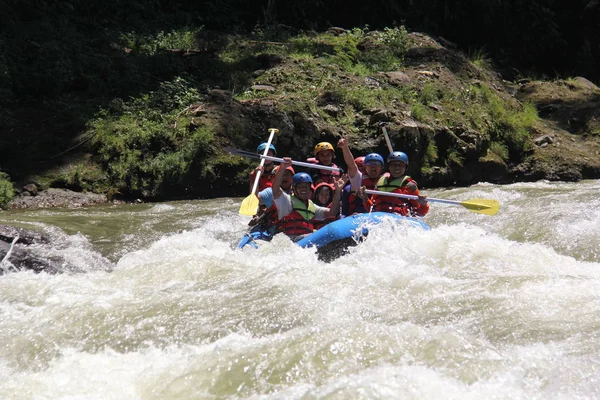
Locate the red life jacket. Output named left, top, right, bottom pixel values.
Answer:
left=372, top=173, right=419, bottom=216
left=277, top=196, right=316, bottom=236
left=311, top=162, right=341, bottom=185
left=346, top=175, right=379, bottom=214
left=250, top=168, right=275, bottom=193
left=262, top=203, right=279, bottom=225
left=361, top=175, right=378, bottom=190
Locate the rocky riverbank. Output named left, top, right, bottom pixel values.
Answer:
left=9, top=187, right=109, bottom=209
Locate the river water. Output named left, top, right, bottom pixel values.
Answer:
left=0, top=180, right=599, bottom=399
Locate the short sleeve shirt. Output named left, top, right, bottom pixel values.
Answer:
left=257, top=188, right=274, bottom=208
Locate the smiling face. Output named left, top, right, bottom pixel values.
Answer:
left=388, top=160, right=407, bottom=178
left=316, top=150, right=334, bottom=166
left=294, top=182, right=313, bottom=200
left=316, top=186, right=332, bottom=206
left=365, top=161, right=383, bottom=179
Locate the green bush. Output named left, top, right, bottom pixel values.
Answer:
left=468, top=84, right=538, bottom=158
left=490, top=141, right=509, bottom=162
left=0, top=173, right=15, bottom=209
left=423, top=141, right=439, bottom=167
left=90, top=77, right=215, bottom=198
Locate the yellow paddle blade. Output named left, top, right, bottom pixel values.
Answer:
left=461, top=199, right=500, bottom=215
left=239, top=193, right=259, bottom=216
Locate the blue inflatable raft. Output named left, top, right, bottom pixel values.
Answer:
left=237, top=212, right=430, bottom=260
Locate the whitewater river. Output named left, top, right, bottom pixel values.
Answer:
left=0, top=180, right=599, bottom=399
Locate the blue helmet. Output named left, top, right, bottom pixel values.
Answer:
left=257, top=142, right=277, bottom=155
left=387, top=151, right=409, bottom=166
left=292, top=172, right=313, bottom=186
left=364, top=153, right=384, bottom=165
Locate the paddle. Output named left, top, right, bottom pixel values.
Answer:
left=239, top=128, right=278, bottom=216
left=364, top=189, right=500, bottom=215
left=226, top=147, right=343, bottom=173
left=372, top=124, right=500, bottom=215
left=380, top=122, right=394, bottom=154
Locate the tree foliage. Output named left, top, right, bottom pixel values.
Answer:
left=0, top=0, right=597, bottom=190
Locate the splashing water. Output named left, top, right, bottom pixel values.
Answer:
left=0, top=181, right=599, bottom=399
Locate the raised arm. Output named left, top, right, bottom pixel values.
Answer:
left=272, top=157, right=292, bottom=199
left=337, top=135, right=358, bottom=179
left=324, top=174, right=346, bottom=218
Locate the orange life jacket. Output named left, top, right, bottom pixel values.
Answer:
left=372, top=173, right=428, bottom=216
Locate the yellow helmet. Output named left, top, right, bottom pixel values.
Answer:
left=314, top=142, right=334, bottom=156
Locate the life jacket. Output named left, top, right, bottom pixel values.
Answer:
left=361, top=176, right=378, bottom=190
left=250, top=168, right=275, bottom=193
left=372, top=173, right=415, bottom=216
left=344, top=175, right=379, bottom=215
left=310, top=162, right=341, bottom=185
left=277, top=196, right=316, bottom=236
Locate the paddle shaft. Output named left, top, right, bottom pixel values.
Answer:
left=381, top=124, right=394, bottom=154
left=261, top=155, right=342, bottom=172
left=365, top=189, right=460, bottom=205
left=250, top=129, right=277, bottom=195
left=227, top=148, right=343, bottom=173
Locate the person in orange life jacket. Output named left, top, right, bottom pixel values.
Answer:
left=312, top=182, right=338, bottom=229
left=273, top=157, right=344, bottom=242
left=249, top=142, right=277, bottom=193
left=248, top=165, right=295, bottom=229
left=308, top=141, right=341, bottom=185
left=372, top=151, right=429, bottom=217
left=341, top=151, right=385, bottom=216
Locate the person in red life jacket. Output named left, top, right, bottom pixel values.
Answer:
left=362, top=153, right=384, bottom=190
left=249, top=142, right=277, bottom=193
left=342, top=152, right=385, bottom=216
left=308, top=142, right=341, bottom=185
left=312, top=182, right=338, bottom=229
left=273, top=157, right=344, bottom=242
left=372, top=151, right=429, bottom=217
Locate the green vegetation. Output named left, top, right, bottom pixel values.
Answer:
left=462, top=84, right=538, bottom=159
left=423, top=141, right=439, bottom=168
left=468, top=48, right=492, bottom=69
left=0, top=173, right=15, bottom=209
left=89, top=77, right=215, bottom=198
left=1, top=0, right=565, bottom=201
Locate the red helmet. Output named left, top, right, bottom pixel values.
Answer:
left=354, top=156, right=365, bottom=169
left=274, top=165, right=295, bottom=175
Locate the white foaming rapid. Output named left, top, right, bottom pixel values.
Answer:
left=1, top=181, right=599, bottom=399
